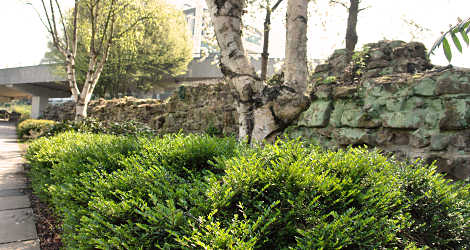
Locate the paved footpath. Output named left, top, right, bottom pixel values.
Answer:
left=0, top=121, right=40, bottom=250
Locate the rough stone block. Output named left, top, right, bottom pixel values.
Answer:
left=329, top=101, right=351, bottom=127
left=367, top=59, right=389, bottom=69
left=362, top=68, right=382, bottom=78
left=334, top=128, right=376, bottom=146
left=368, top=49, right=386, bottom=61
left=385, top=97, right=404, bottom=112
left=449, top=156, right=470, bottom=179
left=333, top=86, right=357, bottom=99
left=430, top=134, right=451, bottom=151
left=313, top=84, right=332, bottom=99
left=413, top=78, right=436, bottom=96
left=382, top=112, right=422, bottom=129
left=298, top=100, right=332, bottom=128
left=379, top=129, right=411, bottom=146
left=439, top=99, right=470, bottom=130
left=423, top=154, right=452, bottom=173
left=435, top=71, right=470, bottom=95
left=341, top=109, right=381, bottom=128
left=448, top=132, right=469, bottom=151
left=314, top=64, right=331, bottom=73
left=409, top=129, right=432, bottom=148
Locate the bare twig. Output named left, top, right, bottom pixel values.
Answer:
left=54, top=0, right=69, bottom=50
left=330, top=0, right=348, bottom=9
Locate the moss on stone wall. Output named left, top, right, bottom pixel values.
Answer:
left=288, top=40, right=470, bottom=180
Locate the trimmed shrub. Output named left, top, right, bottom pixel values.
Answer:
left=179, top=139, right=470, bottom=249
left=17, top=119, right=56, bottom=139
left=27, top=132, right=238, bottom=249
left=27, top=134, right=470, bottom=249
left=47, top=118, right=157, bottom=137
left=25, top=132, right=141, bottom=201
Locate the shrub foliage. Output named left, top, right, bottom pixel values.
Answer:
left=27, top=133, right=470, bottom=249
left=48, top=118, right=157, bottom=137
left=17, top=119, right=56, bottom=139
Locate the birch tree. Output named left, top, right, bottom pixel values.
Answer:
left=41, top=1, right=192, bottom=99
left=205, top=0, right=310, bottom=143
left=36, top=0, right=155, bottom=120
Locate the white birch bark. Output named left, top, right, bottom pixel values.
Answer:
left=205, top=0, right=262, bottom=142
left=206, top=0, right=310, bottom=143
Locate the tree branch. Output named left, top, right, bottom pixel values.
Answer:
left=89, top=1, right=97, bottom=56
left=54, top=0, right=69, bottom=50
left=330, top=0, right=348, bottom=9
left=72, top=0, right=79, bottom=58
left=40, top=0, right=58, bottom=46
left=29, top=2, right=53, bottom=35
left=97, top=0, right=116, bottom=55
left=271, top=0, right=284, bottom=12
left=115, top=16, right=153, bottom=38
left=48, top=0, right=61, bottom=46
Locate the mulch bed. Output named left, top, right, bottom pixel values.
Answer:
left=30, top=193, right=63, bottom=250
left=24, top=161, right=63, bottom=250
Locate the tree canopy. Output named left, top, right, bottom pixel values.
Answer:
left=42, top=0, right=192, bottom=98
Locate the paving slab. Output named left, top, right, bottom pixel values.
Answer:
left=0, top=188, right=29, bottom=198
left=0, top=208, right=37, bottom=244
left=0, top=196, right=30, bottom=210
left=0, top=172, right=27, bottom=190
left=0, top=239, right=40, bottom=250
left=0, top=122, right=39, bottom=248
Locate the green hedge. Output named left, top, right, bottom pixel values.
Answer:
left=48, top=118, right=157, bottom=137
left=27, top=133, right=470, bottom=249
left=17, top=119, right=56, bottom=139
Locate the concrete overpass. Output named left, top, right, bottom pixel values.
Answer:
left=0, top=57, right=286, bottom=117
left=0, top=65, right=70, bottom=118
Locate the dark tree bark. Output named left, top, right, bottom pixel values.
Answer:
left=261, top=0, right=283, bottom=81
left=345, top=0, right=359, bottom=58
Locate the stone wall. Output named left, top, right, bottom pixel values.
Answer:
left=287, top=40, right=470, bottom=180
left=42, top=82, right=239, bottom=135
left=43, top=40, right=470, bottom=180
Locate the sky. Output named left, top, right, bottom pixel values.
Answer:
left=1, top=0, right=469, bottom=68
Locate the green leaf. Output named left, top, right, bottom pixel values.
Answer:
left=451, top=31, right=463, bottom=53
left=460, top=30, right=470, bottom=46
left=442, top=38, right=452, bottom=63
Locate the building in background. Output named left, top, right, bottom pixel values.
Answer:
left=183, top=2, right=205, bottom=57
left=139, top=0, right=280, bottom=100
left=182, top=1, right=263, bottom=57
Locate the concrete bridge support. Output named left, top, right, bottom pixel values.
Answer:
left=31, top=96, right=49, bottom=119
left=0, top=65, right=70, bottom=119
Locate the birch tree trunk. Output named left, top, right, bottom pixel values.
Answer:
left=206, top=0, right=310, bottom=143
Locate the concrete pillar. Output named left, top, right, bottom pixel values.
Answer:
left=31, top=96, right=49, bottom=119
left=193, top=3, right=204, bottom=56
